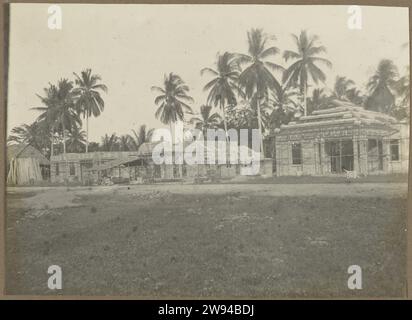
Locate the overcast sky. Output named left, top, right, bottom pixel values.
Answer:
left=7, top=4, right=410, bottom=141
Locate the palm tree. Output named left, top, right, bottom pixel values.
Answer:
left=365, top=59, right=398, bottom=113
left=390, top=67, right=410, bottom=120
left=73, top=68, right=108, bottom=153
left=33, top=83, right=60, bottom=157
left=33, top=79, right=80, bottom=156
left=55, top=79, right=80, bottom=154
left=7, top=123, right=37, bottom=145
left=201, top=52, right=240, bottom=134
left=100, top=133, right=119, bottom=152
left=7, top=121, right=51, bottom=156
left=345, top=87, right=365, bottom=106
left=129, top=124, right=154, bottom=151
left=88, top=142, right=100, bottom=152
left=307, top=88, right=332, bottom=114
left=237, top=28, right=284, bottom=156
left=66, top=125, right=86, bottom=153
left=271, top=82, right=299, bottom=111
left=119, top=135, right=131, bottom=151
left=269, top=82, right=299, bottom=128
left=283, top=30, right=332, bottom=116
left=190, top=105, right=222, bottom=136
left=333, top=76, right=355, bottom=100
left=395, top=67, right=410, bottom=108
left=151, top=73, right=194, bottom=141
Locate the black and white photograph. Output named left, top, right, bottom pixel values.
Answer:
left=4, top=3, right=410, bottom=298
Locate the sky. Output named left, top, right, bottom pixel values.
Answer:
left=7, top=4, right=410, bottom=142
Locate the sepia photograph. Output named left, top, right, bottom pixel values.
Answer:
left=3, top=3, right=410, bottom=299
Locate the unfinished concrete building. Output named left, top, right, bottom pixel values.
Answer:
left=50, top=141, right=273, bottom=184
left=50, top=151, right=140, bottom=184
left=272, top=101, right=409, bottom=176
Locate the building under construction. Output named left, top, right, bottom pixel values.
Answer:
left=50, top=141, right=273, bottom=185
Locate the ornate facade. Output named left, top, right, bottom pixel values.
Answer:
left=272, top=101, right=409, bottom=176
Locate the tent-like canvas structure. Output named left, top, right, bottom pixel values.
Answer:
left=7, top=144, right=50, bottom=185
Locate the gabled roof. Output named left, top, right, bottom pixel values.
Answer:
left=279, top=100, right=399, bottom=131
left=137, top=142, right=161, bottom=156
left=7, top=144, right=50, bottom=165
left=51, top=151, right=139, bottom=161
left=138, top=140, right=260, bottom=162
left=86, top=156, right=140, bottom=172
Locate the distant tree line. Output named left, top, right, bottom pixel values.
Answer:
left=8, top=29, right=410, bottom=159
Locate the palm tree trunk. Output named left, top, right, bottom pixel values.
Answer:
left=62, top=117, right=68, bottom=182
left=62, top=119, right=66, bottom=155
left=85, top=112, right=89, bottom=153
left=169, top=122, right=173, bottom=144
left=303, top=81, right=307, bottom=116
left=169, top=122, right=174, bottom=165
left=50, top=133, right=54, bottom=158
left=256, top=97, right=265, bottom=158
left=50, top=125, right=54, bottom=159
left=221, top=100, right=228, bottom=139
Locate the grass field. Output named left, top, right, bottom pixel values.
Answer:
left=5, top=181, right=408, bottom=297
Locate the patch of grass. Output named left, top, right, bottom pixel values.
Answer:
left=5, top=186, right=407, bottom=297
left=223, top=173, right=408, bottom=185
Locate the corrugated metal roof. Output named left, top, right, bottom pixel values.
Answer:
left=86, top=156, right=140, bottom=172
left=137, top=142, right=161, bottom=156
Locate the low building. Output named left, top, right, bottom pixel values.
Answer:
left=7, top=144, right=50, bottom=185
left=135, top=140, right=273, bottom=180
left=49, top=141, right=273, bottom=184
left=272, top=100, right=409, bottom=176
left=387, top=121, right=409, bottom=173
left=50, top=151, right=139, bottom=184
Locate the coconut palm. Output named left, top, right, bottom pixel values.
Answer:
left=390, top=67, right=410, bottom=120
left=365, top=59, right=398, bottom=113
left=129, top=124, right=154, bottom=151
left=394, top=67, right=410, bottom=108
left=271, top=82, right=299, bottom=111
left=7, top=121, right=51, bottom=156
left=118, top=135, right=132, bottom=151
left=333, top=76, right=355, bottom=100
left=283, top=30, right=332, bottom=116
left=152, top=73, right=194, bottom=137
left=228, top=95, right=272, bottom=133
left=190, top=105, right=222, bottom=136
left=201, top=52, right=240, bottom=134
left=306, top=88, right=332, bottom=114
left=88, top=142, right=100, bottom=152
left=269, top=82, right=299, bottom=128
left=33, top=83, right=60, bottom=157
left=66, top=125, right=86, bottom=153
left=345, top=87, right=365, bottom=106
left=237, top=28, right=284, bottom=156
left=7, top=123, right=37, bottom=145
left=33, top=79, right=80, bottom=156
left=100, top=133, right=119, bottom=152
left=73, top=68, right=108, bottom=153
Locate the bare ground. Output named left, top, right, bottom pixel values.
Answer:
left=5, top=182, right=408, bottom=298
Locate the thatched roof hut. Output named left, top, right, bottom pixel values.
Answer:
left=7, top=144, right=50, bottom=165
left=7, top=144, right=49, bottom=185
